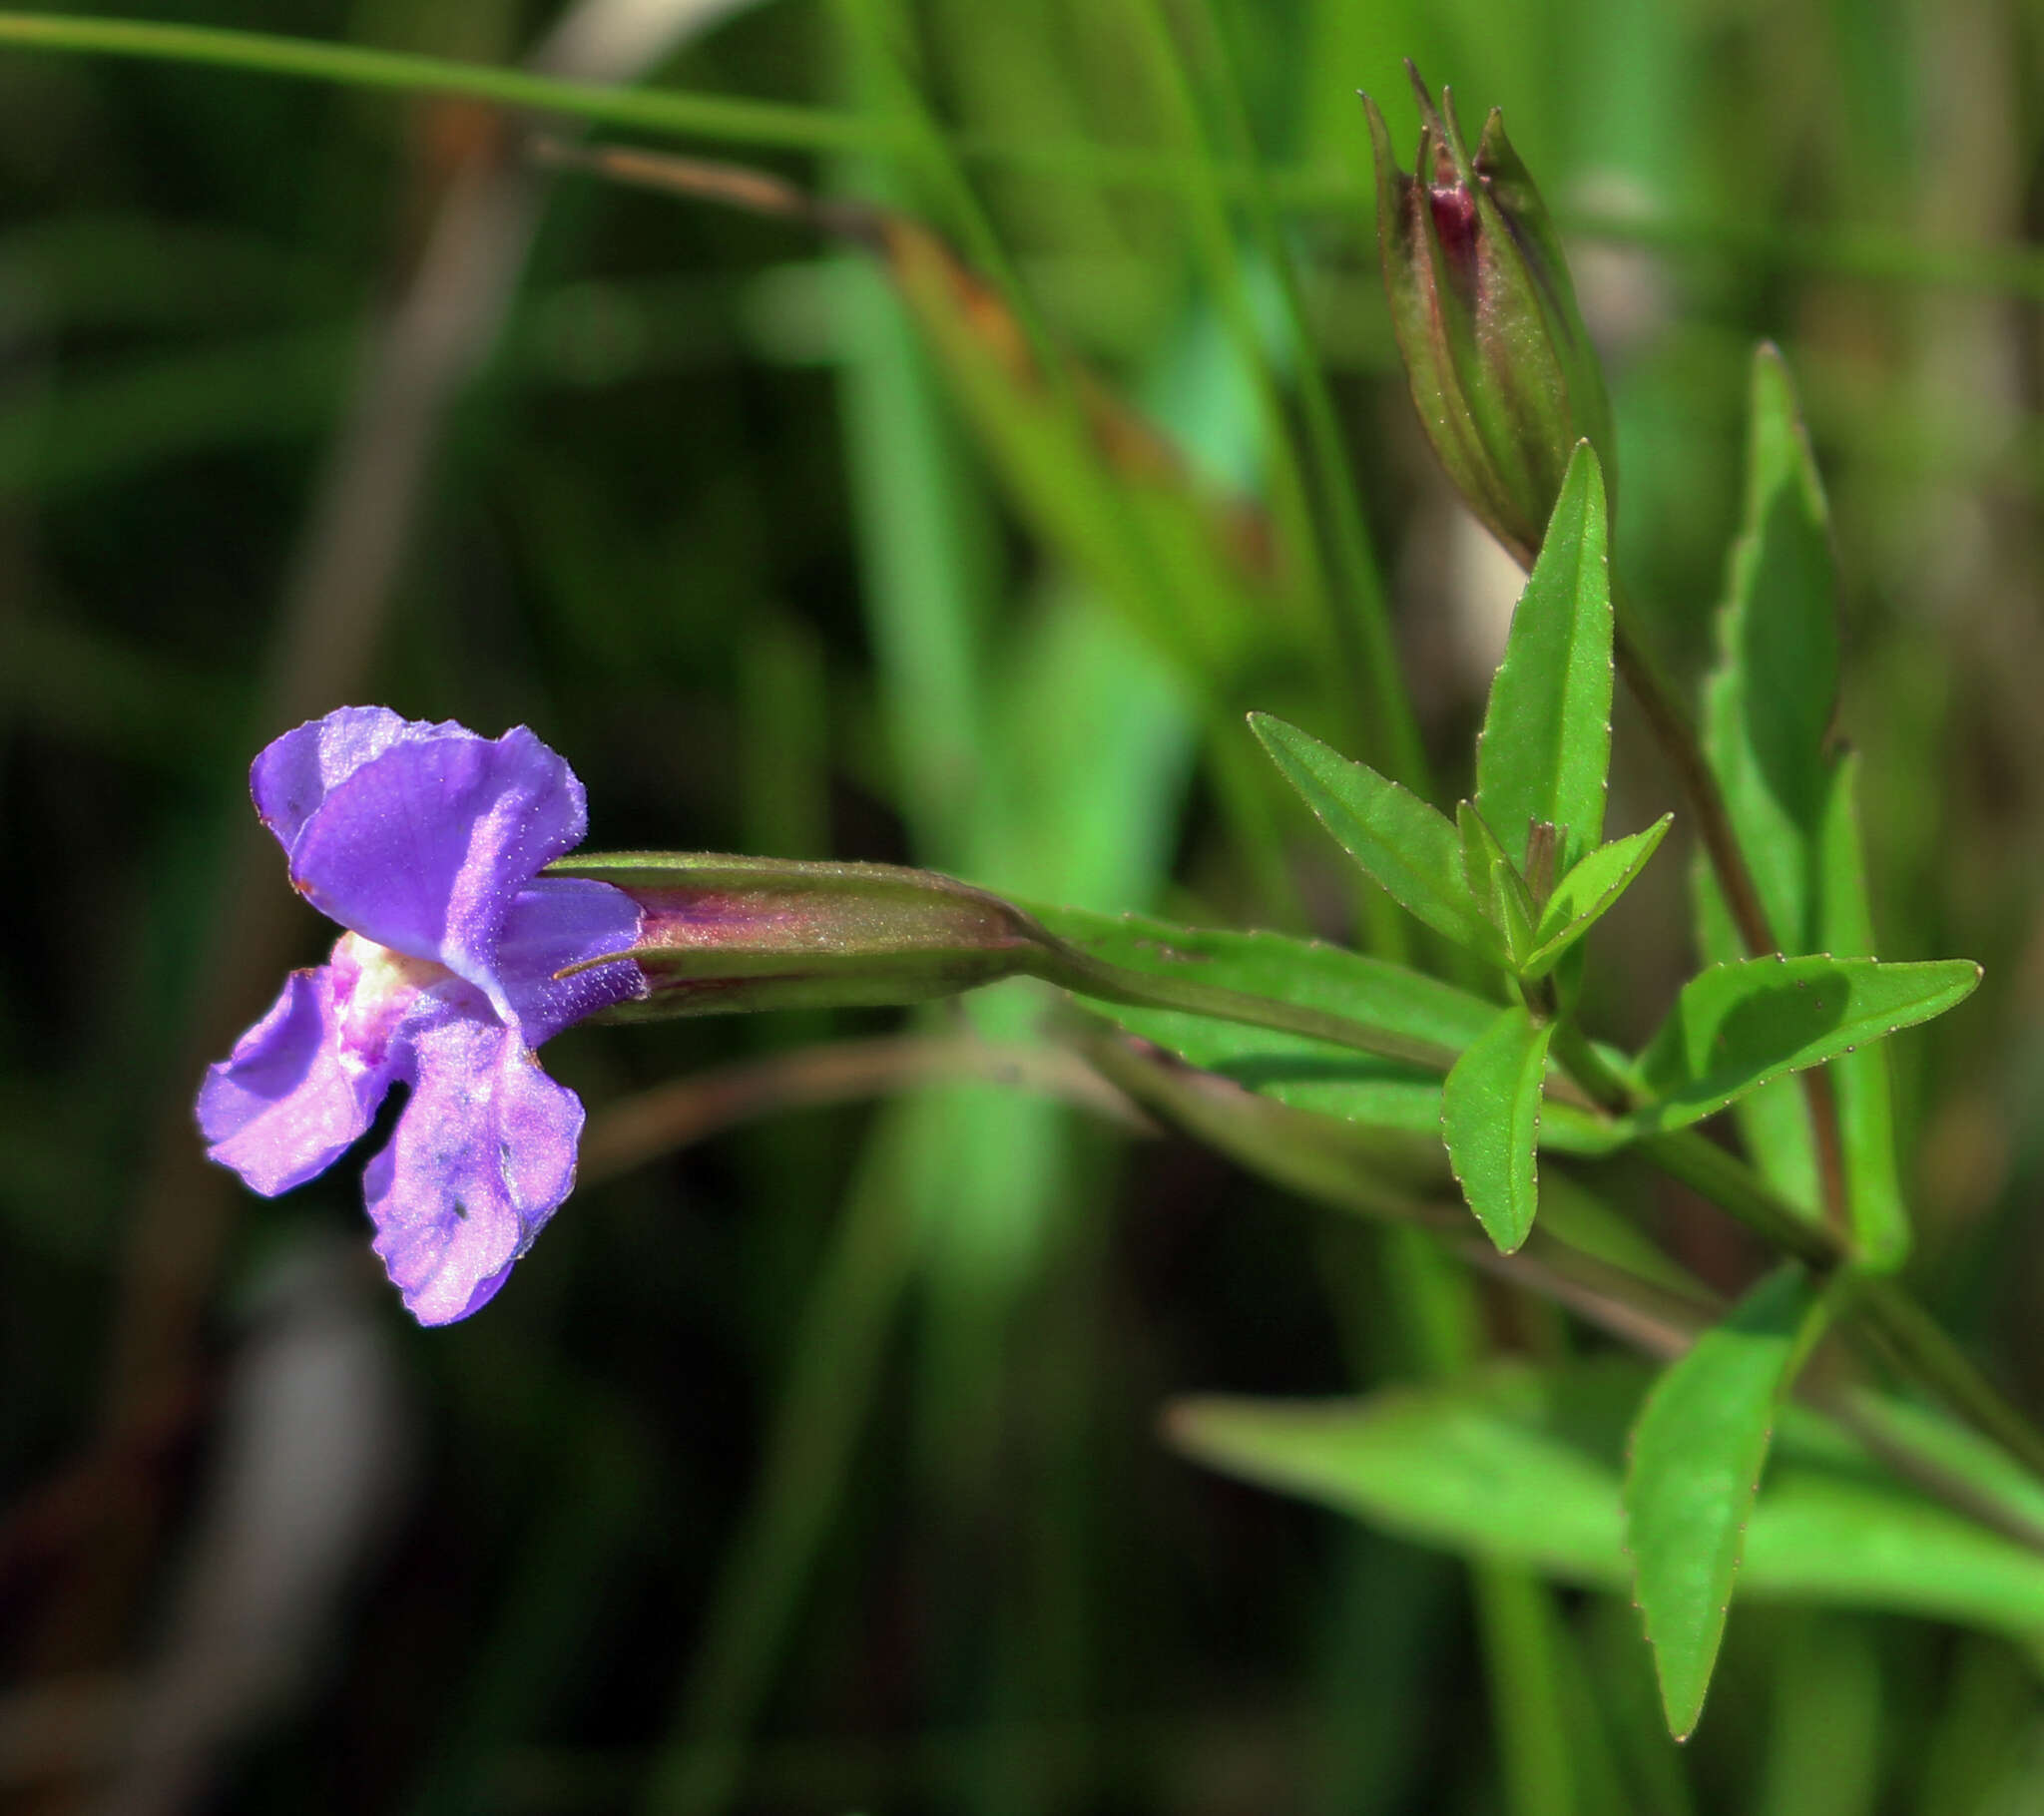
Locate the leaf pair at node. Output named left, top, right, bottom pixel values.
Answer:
left=1255, top=443, right=1652, bottom=991
left=1255, top=442, right=1655, bottom=1252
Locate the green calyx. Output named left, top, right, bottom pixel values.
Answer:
left=1362, top=66, right=1615, bottom=570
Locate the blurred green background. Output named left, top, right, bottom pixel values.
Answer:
left=5, top=0, right=2044, bottom=1810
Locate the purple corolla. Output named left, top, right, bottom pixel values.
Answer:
left=198, top=707, right=646, bottom=1324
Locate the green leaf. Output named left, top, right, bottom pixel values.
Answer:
left=1700, top=345, right=1839, bottom=954
left=1819, top=753, right=1910, bottom=1267
left=1623, top=1266, right=1829, bottom=1738
left=1442, top=1005, right=1555, bottom=1252
left=1079, top=1031, right=1451, bottom=1222
left=1691, top=345, right=1843, bottom=1218
left=1030, top=903, right=1620, bottom=1153
left=1626, top=956, right=1981, bottom=1136
left=1251, top=713, right=1495, bottom=954
left=1694, top=858, right=1821, bottom=1216
left=1457, top=801, right=1537, bottom=966
left=1166, top=1360, right=2044, bottom=1641
left=1474, top=441, right=1614, bottom=875
left=1523, top=815, right=1672, bottom=977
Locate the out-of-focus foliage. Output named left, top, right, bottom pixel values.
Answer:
left=6, top=0, right=2044, bottom=1811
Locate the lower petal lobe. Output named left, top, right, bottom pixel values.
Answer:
left=198, top=968, right=389, bottom=1196
left=362, top=1012, right=586, bottom=1325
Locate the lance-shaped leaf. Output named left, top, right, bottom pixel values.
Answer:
left=1252, top=713, right=1497, bottom=957
left=1701, top=345, right=1839, bottom=955
left=1692, top=346, right=1843, bottom=1218
left=1442, top=1005, right=1555, bottom=1251
left=1521, top=816, right=1672, bottom=978
left=1474, top=441, right=1615, bottom=874
left=1457, top=801, right=1538, bottom=968
left=1032, top=904, right=1619, bottom=1153
left=1166, top=1360, right=2044, bottom=1641
left=1819, top=754, right=1910, bottom=1267
left=1624, top=956, right=1981, bottom=1137
left=1624, top=1266, right=1829, bottom=1738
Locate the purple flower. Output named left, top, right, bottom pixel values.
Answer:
left=198, top=707, right=646, bottom=1324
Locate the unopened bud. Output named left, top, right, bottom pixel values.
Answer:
left=1363, top=68, right=1615, bottom=569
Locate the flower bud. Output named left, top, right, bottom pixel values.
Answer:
left=549, top=853, right=1051, bottom=1017
left=1363, top=68, right=1615, bottom=569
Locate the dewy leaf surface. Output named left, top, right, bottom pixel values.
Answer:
left=1474, top=441, right=1614, bottom=875
left=1627, top=956, right=1980, bottom=1136
left=1167, top=1360, right=2044, bottom=1642
left=1251, top=713, right=1494, bottom=954
left=1442, top=1005, right=1553, bottom=1251
left=1623, top=1266, right=1827, bottom=1738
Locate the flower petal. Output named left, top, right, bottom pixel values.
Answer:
left=198, top=968, right=390, bottom=1195
left=288, top=725, right=588, bottom=1022
left=363, top=1014, right=585, bottom=1325
left=493, top=877, right=646, bottom=1046
left=251, top=706, right=421, bottom=856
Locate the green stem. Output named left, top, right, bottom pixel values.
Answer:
left=1610, top=611, right=1775, bottom=958
left=1547, top=1018, right=1837, bottom=1266
left=1852, top=1281, right=2044, bottom=1486
left=1609, top=591, right=1850, bottom=1238
left=1640, top=1130, right=1840, bottom=1270
left=1173, top=0, right=1430, bottom=802
left=0, top=11, right=892, bottom=152
left=1545, top=1020, right=2044, bottom=1480
left=1030, top=938, right=1464, bottom=1075
left=15, top=10, right=2044, bottom=315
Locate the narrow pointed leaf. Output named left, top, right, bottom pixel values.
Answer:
left=1252, top=713, right=1497, bottom=956
left=1442, top=1005, right=1554, bottom=1251
left=1694, top=859, right=1820, bottom=1212
left=1475, top=441, right=1614, bottom=875
left=1700, top=346, right=1838, bottom=953
left=1523, top=816, right=1672, bottom=976
left=1692, top=345, right=1841, bottom=1213
left=1457, top=801, right=1537, bottom=966
left=1626, top=956, right=1981, bottom=1136
left=1167, top=1360, right=2044, bottom=1640
left=1031, top=904, right=1619, bottom=1153
left=1624, top=1266, right=1828, bottom=1738
left=1818, top=754, right=1910, bottom=1267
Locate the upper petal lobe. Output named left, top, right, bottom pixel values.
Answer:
left=251, top=706, right=421, bottom=855
left=287, top=725, right=589, bottom=1020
